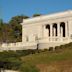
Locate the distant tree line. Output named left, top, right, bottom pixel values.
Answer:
left=0, top=14, right=42, bottom=43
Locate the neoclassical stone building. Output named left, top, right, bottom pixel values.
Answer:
left=21, top=10, right=72, bottom=49
left=0, top=10, right=72, bottom=51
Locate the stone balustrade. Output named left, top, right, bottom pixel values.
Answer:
left=0, top=42, right=38, bottom=51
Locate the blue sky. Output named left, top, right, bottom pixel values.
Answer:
left=0, top=0, right=72, bottom=22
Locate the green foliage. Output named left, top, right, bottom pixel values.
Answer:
left=0, top=19, right=3, bottom=27
left=48, top=47, right=53, bottom=51
left=32, top=14, right=42, bottom=17
left=0, top=59, right=21, bottom=70
left=0, top=50, right=40, bottom=71
left=0, top=15, right=29, bottom=43
left=0, top=51, right=22, bottom=70
left=8, top=15, right=29, bottom=42
left=9, top=15, right=29, bottom=25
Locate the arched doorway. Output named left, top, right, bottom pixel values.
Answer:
left=60, top=22, right=65, bottom=37
left=46, top=24, right=50, bottom=36
left=53, top=23, right=57, bottom=36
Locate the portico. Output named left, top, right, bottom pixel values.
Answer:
left=43, top=21, right=68, bottom=41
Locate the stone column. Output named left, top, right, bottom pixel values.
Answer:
left=54, top=28, right=56, bottom=37
left=50, top=24, right=53, bottom=37
left=44, top=25, right=48, bottom=37
left=57, top=23, right=60, bottom=37
left=60, top=26, right=63, bottom=37
left=65, top=22, right=68, bottom=37
left=22, top=25, right=26, bottom=42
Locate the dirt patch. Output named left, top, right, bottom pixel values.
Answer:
left=36, top=60, right=72, bottom=72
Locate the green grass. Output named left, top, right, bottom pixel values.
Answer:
left=21, top=48, right=72, bottom=72
left=21, top=48, right=72, bottom=65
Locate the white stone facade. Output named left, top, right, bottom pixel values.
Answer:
left=21, top=10, right=72, bottom=49
left=0, top=10, right=72, bottom=51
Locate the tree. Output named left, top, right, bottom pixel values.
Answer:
left=9, top=15, right=29, bottom=25
left=9, top=15, right=29, bottom=42
left=0, top=19, right=3, bottom=26
left=32, top=14, right=42, bottom=17
left=2, top=23, right=13, bottom=43
left=0, top=15, right=29, bottom=43
left=0, top=19, right=3, bottom=32
left=0, top=19, right=4, bottom=43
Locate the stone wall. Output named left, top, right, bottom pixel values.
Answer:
left=1, top=70, right=18, bottom=72
left=0, top=38, right=72, bottom=51
left=0, top=42, right=37, bottom=51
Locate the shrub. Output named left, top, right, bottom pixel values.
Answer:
left=0, top=58, right=21, bottom=70
left=48, top=47, right=53, bottom=51
left=35, top=49, right=43, bottom=53
left=16, top=49, right=36, bottom=57
left=54, top=46, right=60, bottom=51
left=43, top=49, right=48, bottom=52
left=59, top=45, right=64, bottom=49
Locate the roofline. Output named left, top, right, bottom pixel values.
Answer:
left=21, top=10, right=72, bottom=24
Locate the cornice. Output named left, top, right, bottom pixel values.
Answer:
left=21, top=10, right=72, bottom=25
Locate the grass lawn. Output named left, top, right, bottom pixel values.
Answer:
left=21, top=48, right=72, bottom=72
